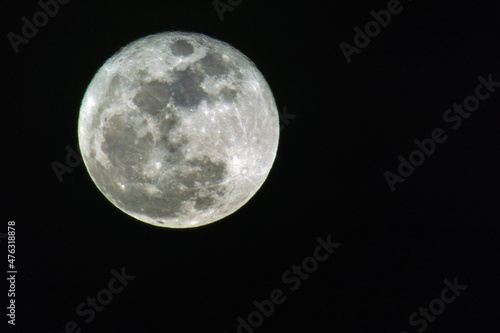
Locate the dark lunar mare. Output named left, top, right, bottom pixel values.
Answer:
left=93, top=70, right=230, bottom=221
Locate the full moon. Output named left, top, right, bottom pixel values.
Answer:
left=78, top=32, right=279, bottom=228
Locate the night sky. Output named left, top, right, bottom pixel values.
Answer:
left=3, top=0, right=500, bottom=332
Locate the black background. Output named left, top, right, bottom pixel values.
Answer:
left=3, top=0, right=500, bottom=332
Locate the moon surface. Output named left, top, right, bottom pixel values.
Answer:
left=78, top=32, right=279, bottom=228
